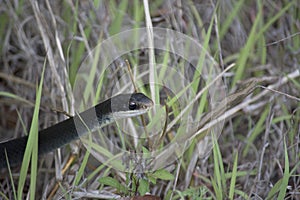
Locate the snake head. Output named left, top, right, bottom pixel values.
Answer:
left=109, top=93, right=153, bottom=119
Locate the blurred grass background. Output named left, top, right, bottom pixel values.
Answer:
left=0, top=0, right=299, bottom=199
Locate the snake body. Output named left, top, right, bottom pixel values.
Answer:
left=0, top=93, right=153, bottom=169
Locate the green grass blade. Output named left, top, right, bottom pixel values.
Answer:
left=109, top=0, right=128, bottom=35
left=278, top=137, right=290, bottom=199
left=74, top=151, right=90, bottom=186
left=211, top=178, right=222, bottom=200
left=212, top=134, right=223, bottom=199
left=257, top=1, right=295, bottom=37
left=243, top=105, right=270, bottom=157
left=17, top=62, right=45, bottom=199
left=5, top=150, right=17, bottom=200
left=266, top=179, right=282, bottom=200
left=229, top=151, right=238, bottom=200
left=219, top=0, right=246, bottom=40
left=0, top=92, right=34, bottom=107
left=234, top=189, right=249, bottom=199
left=232, top=0, right=263, bottom=86
left=0, top=192, right=9, bottom=200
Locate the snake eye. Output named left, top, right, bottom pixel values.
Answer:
left=129, top=102, right=137, bottom=110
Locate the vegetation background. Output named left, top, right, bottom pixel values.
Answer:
left=0, top=0, right=299, bottom=199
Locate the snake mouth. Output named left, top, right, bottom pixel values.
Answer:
left=113, top=109, right=149, bottom=119
left=140, top=99, right=154, bottom=110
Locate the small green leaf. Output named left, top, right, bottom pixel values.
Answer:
left=142, top=146, right=150, bottom=154
left=138, top=179, right=149, bottom=196
left=98, top=177, right=128, bottom=194
left=151, top=169, right=174, bottom=180
left=148, top=176, right=157, bottom=184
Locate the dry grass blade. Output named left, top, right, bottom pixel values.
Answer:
left=143, top=0, right=156, bottom=106
left=193, top=69, right=300, bottom=140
